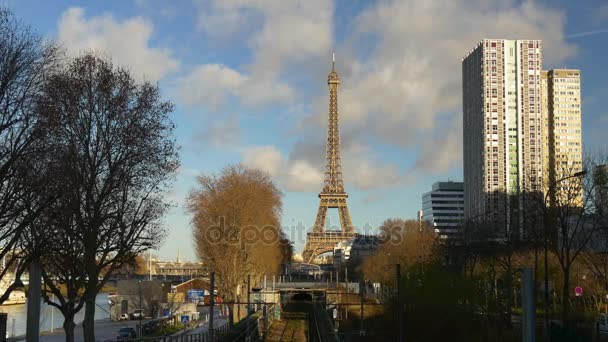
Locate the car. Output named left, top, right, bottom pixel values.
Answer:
left=116, top=327, right=137, bottom=340
left=130, top=309, right=145, bottom=320
left=142, top=320, right=160, bottom=335
left=118, top=313, right=129, bottom=321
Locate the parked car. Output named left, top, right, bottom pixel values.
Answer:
left=142, top=320, right=160, bottom=335
left=118, top=313, right=129, bottom=321
left=130, top=309, right=145, bottom=320
left=116, top=327, right=137, bottom=340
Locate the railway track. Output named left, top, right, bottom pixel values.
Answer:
left=267, top=299, right=324, bottom=342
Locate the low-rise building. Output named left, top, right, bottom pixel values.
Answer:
left=422, top=181, right=465, bottom=239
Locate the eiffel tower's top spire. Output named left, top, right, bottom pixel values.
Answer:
left=328, top=51, right=340, bottom=85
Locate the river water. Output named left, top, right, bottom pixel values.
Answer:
left=0, top=293, right=110, bottom=337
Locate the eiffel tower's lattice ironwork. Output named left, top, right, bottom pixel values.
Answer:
left=302, top=54, right=356, bottom=264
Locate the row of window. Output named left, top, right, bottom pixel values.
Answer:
left=554, top=78, right=579, bottom=83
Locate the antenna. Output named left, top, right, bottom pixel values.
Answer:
left=332, top=51, right=335, bottom=71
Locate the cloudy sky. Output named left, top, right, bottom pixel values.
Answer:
left=7, top=0, right=607, bottom=261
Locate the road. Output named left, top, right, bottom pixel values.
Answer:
left=11, top=306, right=228, bottom=341
left=12, top=319, right=140, bottom=342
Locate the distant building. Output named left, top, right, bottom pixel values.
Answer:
left=333, top=235, right=380, bottom=268
left=151, top=260, right=208, bottom=278
left=422, top=181, right=464, bottom=239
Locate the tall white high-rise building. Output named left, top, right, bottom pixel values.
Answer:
left=462, top=39, right=543, bottom=235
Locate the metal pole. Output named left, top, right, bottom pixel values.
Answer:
left=544, top=209, right=550, bottom=333
left=51, top=293, right=54, bottom=333
left=345, top=268, right=349, bottom=320
left=139, top=280, right=142, bottom=341
left=247, top=274, right=251, bottom=340
left=360, top=281, right=364, bottom=335
left=247, top=275, right=251, bottom=314
left=396, top=264, right=403, bottom=342
left=263, top=304, right=268, bottom=341
left=209, top=272, right=215, bottom=341
left=522, top=267, right=536, bottom=342
left=26, top=261, right=41, bottom=342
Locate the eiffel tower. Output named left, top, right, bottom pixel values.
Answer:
left=302, top=54, right=357, bottom=264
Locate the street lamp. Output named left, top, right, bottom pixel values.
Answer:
left=542, top=169, right=587, bottom=331
left=138, top=280, right=143, bottom=340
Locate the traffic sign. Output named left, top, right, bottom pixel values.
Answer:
left=575, top=286, right=583, bottom=296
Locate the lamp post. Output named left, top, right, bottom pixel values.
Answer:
left=138, top=280, right=143, bottom=340
left=543, top=170, right=587, bottom=332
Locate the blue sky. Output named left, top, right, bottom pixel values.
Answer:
left=5, top=0, right=607, bottom=261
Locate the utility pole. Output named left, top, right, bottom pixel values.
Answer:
left=209, top=272, right=215, bottom=341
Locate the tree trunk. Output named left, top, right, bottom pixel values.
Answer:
left=63, top=312, right=76, bottom=342
left=82, top=292, right=97, bottom=341
left=562, top=266, right=570, bottom=326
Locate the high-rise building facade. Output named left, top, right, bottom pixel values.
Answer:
left=462, top=39, right=543, bottom=234
left=422, top=181, right=464, bottom=239
left=541, top=69, right=583, bottom=204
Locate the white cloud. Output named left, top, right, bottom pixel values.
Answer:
left=176, top=64, right=246, bottom=108
left=57, top=7, right=179, bottom=81
left=242, top=146, right=284, bottom=177
left=175, top=63, right=295, bottom=108
left=196, top=0, right=332, bottom=76
left=284, top=160, right=324, bottom=192
left=185, top=0, right=331, bottom=109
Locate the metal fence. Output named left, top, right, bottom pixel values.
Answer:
left=106, top=321, right=230, bottom=342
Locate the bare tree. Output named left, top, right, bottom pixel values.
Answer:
left=187, top=165, right=289, bottom=324
left=33, top=54, right=179, bottom=341
left=0, top=8, right=59, bottom=304
left=543, top=156, right=608, bottom=324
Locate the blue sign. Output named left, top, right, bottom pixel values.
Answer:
left=181, top=315, right=190, bottom=324
left=187, top=289, right=205, bottom=301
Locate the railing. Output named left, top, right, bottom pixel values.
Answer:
left=107, top=321, right=230, bottom=342
left=220, top=304, right=276, bottom=342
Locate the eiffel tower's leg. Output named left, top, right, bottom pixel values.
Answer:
left=302, top=242, right=313, bottom=264
left=338, top=203, right=354, bottom=234
left=302, top=239, right=319, bottom=264
left=313, top=204, right=327, bottom=233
